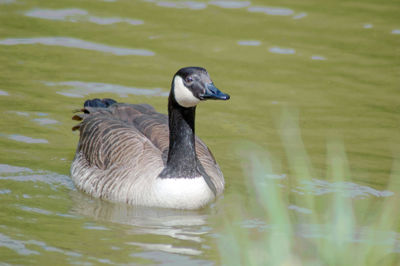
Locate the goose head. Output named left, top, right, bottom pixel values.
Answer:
left=171, top=67, right=230, bottom=108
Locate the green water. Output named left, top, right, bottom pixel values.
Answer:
left=0, top=0, right=399, bottom=264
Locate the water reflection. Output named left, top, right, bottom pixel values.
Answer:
left=269, top=46, right=296, bottom=54
left=248, top=6, right=294, bottom=16
left=25, top=8, right=144, bottom=26
left=237, top=40, right=261, bottom=46
left=209, top=1, right=250, bottom=9
left=44, top=80, right=168, bottom=98
left=71, top=191, right=210, bottom=256
left=292, top=12, right=307, bottom=19
left=0, top=0, right=15, bottom=4
left=146, top=0, right=207, bottom=10
left=311, top=55, right=326, bottom=60
left=293, top=178, right=393, bottom=198
left=7, top=134, right=48, bottom=144
left=239, top=219, right=400, bottom=250
left=0, top=90, right=8, bottom=96
left=0, top=37, right=155, bottom=56
left=392, top=29, right=400, bottom=35
left=0, top=164, right=75, bottom=190
left=31, top=118, right=59, bottom=125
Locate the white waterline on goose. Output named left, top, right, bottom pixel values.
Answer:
left=237, top=40, right=261, bottom=46
left=248, top=6, right=294, bottom=16
left=44, top=80, right=169, bottom=98
left=25, top=8, right=144, bottom=26
left=293, top=12, right=307, bottom=19
left=8, top=134, right=48, bottom=144
left=269, top=46, right=295, bottom=54
left=0, top=37, right=155, bottom=56
left=209, top=1, right=250, bottom=9
left=311, top=55, right=326, bottom=60
left=0, top=90, right=9, bottom=96
left=31, top=118, right=59, bottom=125
left=392, top=29, right=400, bottom=35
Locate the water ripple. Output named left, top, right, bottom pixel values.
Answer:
left=25, top=8, right=144, bottom=26
left=0, top=37, right=155, bottom=56
left=248, top=6, right=294, bottom=16
left=44, top=80, right=168, bottom=98
left=8, top=134, right=48, bottom=144
left=209, top=1, right=250, bottom=9
left=294, top=178, right=393, bottom=198
left=269, top=46, right=296, bottom=54
left=0, top=90, right=9, bottom=96
left=156, top=1, right=207, bottom=10
left=237, top=40, right=261, bottom=46
left=31, top=118, right=59, bottom=125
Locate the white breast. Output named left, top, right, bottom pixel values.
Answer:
left=151, top=177, right=215, bottom=209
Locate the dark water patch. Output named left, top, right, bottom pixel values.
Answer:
left=0, top=37, right=155, bottom=56
left=44, top=80, right=168, bottom=98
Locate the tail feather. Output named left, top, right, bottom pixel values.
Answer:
left=72, top=98, right=117, bottom=131
left=84, top=98, right=117, bottom=108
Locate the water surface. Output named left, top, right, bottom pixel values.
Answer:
left=0, top=0, right=399, bottom=264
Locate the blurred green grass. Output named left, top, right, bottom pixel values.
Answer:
left=218, top=110, right=400, bottom=265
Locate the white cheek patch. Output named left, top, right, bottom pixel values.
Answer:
left=173, top=76, right=200, bottom=108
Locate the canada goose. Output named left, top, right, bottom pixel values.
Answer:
left=70, top=67, right=230, bottom=209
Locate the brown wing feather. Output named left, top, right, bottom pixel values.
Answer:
left=73, top=103, right=223, bottom=194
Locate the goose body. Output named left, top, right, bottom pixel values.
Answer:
left=70, top=67, right=230, bottom=209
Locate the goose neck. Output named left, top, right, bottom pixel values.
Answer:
left=163, top=97, right=199, bottom=178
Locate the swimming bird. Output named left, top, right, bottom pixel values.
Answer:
left=70, top=67, right=230, bottom=209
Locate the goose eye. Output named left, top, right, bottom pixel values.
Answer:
left=186, top=77, right=193, bottom=83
